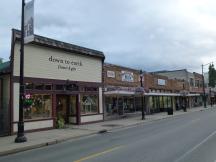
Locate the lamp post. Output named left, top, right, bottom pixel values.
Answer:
left=135, top=70, right=145, bottom=120
left=15, top=0, right=27, bottom=143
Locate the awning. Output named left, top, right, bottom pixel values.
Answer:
left=104, top=90, right=135, bottom=96
left=145, top=92, right=180, bottom=96
left=104, top=91, right=201, bottom=97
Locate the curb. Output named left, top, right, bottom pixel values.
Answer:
left=0, top=132, right=97, bottom=157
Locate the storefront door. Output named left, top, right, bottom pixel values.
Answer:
left=56, top=95, right=77, bottom=124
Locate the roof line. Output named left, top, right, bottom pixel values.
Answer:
left=12, top=29, right=105, bottom=59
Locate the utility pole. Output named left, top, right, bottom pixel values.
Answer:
left=15, top=0, right=27, bottom=143
left=140, top=70, right=145, bottom=120
left=202, top=64, right=207, bottom=108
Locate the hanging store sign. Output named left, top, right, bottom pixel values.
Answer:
left=121, top=71, right=134, bottom=82
left=24, top=0, right=34, bottom=44
left=107, top=70, right=115, bottom=78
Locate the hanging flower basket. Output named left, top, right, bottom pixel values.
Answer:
left=23, top=94, right=33, bottom=108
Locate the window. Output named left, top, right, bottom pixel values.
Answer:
left=25, top=83, right=34, bottom=90
left=56, top=84, right=65, bottom=90
left=81, top=95, right=98, bottom=114
left=44, top=84, right=52, bottom=90
left=190, top=78, right=194, bottom=87
left=84, top=87, right=98, bottom=91
left=24, top=94, right=52, bottom=120
left=35, top=84, right=44, bottom=90
left=195, top=80, right=199, bottom=87
left=66, top=84, right=79, bottom=91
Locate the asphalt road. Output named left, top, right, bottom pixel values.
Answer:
left=1, top=108, right=216, bottom=162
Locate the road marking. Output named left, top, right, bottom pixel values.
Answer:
left=74, top=146, right=122, bottom=162
left=175, top=129, right=216, bottom=162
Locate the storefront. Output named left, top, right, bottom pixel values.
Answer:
left=10, top=29, right=105, bottom=134
left=104, top=87, right=142, bottom=117
left=146, top=93, right=176, bottom=113
left=103, top=63, right=142, bottom=119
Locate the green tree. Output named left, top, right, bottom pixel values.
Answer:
left=0, top=58, right=3, bottom=64
left=208, top=63, right=216, bottom=87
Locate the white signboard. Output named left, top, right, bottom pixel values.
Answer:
left=121, top=71, right=134, bottom=82
left=158, top=79, right=166, bottom=86
left=107, top=70, right=115, bottom=78
left=24, top=0, right=34, bottom=44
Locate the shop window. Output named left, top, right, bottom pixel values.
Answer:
left=24, top=94, right=52, bottom=120
left=195, top=80, right=199, bottom=87
left=190, top=78, right=194, bottom=87
left=25, top=83, right=34, bottom=90
left=81, top=95, right=98, bottom=114
left=66, top=84, right=79, bottom=91
left=35, top=84, right=44, bottom=90
left=84, top=87, right=98, bottom=91
left=56, top=84, right=65, bottom=90
left=44, top=84, right=52, bottom=90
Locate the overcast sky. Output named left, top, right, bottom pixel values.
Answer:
left=1, top=0, right=216, bottom=73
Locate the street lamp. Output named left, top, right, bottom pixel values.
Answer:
left=135, top=70, right=145, bottom=120
left=15, top=0, right=27, bottom=143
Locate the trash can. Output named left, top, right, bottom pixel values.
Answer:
left=167, top=108, right=173, bottom=115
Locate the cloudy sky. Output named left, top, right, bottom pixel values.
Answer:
left=1, top=0, right=216, bottom=73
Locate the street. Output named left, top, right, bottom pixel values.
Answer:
left=1, top=108, right=216, bottom=162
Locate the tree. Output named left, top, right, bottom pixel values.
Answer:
left=208, top=63, right=216, bottom=87
left=0, top=58, right=3, bottom=64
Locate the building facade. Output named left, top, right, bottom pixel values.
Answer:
left=0, top=62, right=10, bottom=136
left=103, top=63, right=143, bottom=119
left=144, top=73, right=186, bottom=113
left=155, top=69, right=203, bottom=108
left=0, top=29, right=105, bottom=135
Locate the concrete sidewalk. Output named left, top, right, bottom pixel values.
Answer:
left=0, top=106, right=214, bottom=156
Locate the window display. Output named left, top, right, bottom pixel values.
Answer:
left=81, top=95, right=98, bottom=114
left=24, top=94, right=52, bottom=120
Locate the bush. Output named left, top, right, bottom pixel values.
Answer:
left=56, top=116, right=65, bottom=129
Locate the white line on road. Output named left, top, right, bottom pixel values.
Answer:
left=174, top=129, right=216, bottom=162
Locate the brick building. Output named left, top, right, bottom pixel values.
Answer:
left=103, top=63, right=143, bottom=119
left=103, top=63, right=195, bottom=119
left=155, top=69, right=203, bottom=108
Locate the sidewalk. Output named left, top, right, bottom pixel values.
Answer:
left=0, top=106, right=214, bottom=156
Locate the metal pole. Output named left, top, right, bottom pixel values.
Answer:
left=210, top=88, right=212, bottom=107
left=140, top=70, right=145, bottom=120
left=202, top=64, right=207, bottom=108
left=15, top=0, right=27, bottom=143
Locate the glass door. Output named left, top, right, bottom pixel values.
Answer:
left=68, top=95, right=77, bottom=124
left=56, top=95, right=68, bottom=123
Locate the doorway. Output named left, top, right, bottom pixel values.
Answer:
left=56, top=95, right=77, bottom=124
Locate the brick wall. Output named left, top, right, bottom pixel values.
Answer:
left=144, top=73, right=187, bottom=92
left=103, top=63, right=141, bottom=87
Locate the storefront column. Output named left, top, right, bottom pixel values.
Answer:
left=77, top=94, right=81, bottom=124
left=99, top=87, right=103, bottom=114
left=52, top=94, right=57, bottom=128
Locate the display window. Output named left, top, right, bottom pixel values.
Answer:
left=81, top=95, right=98, bottom=114
left=24, top=94, right=52, bottom=120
